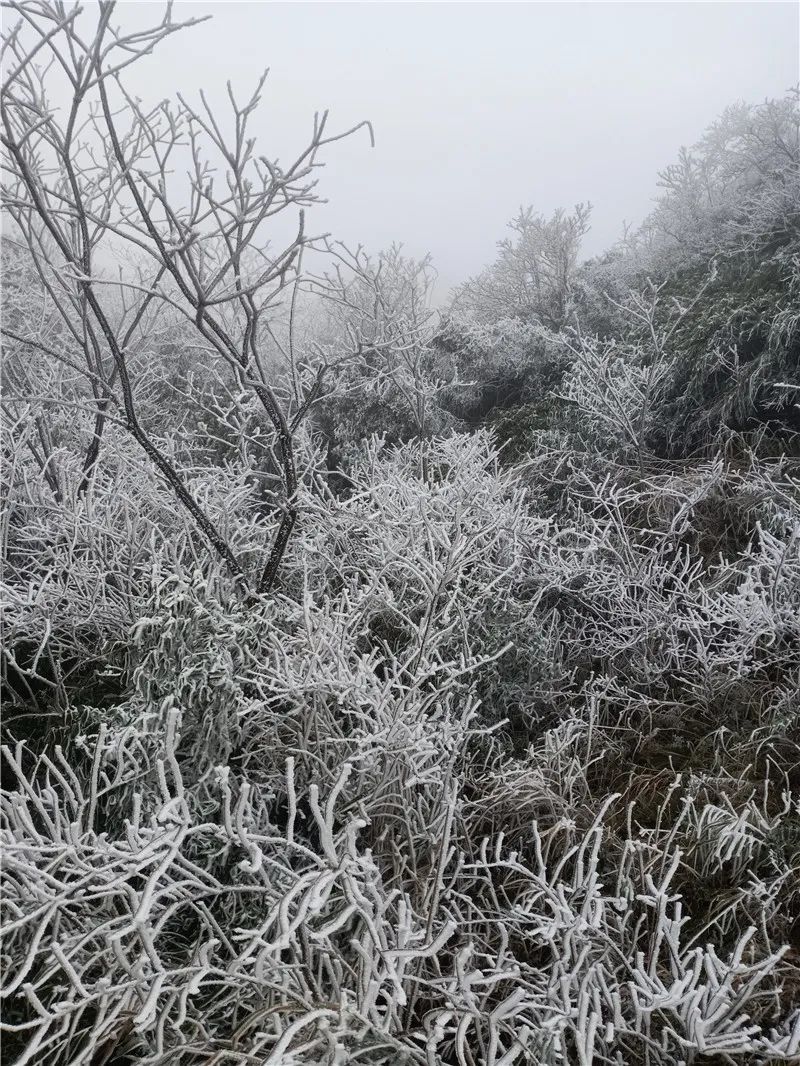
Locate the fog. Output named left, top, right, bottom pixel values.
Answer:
left=107, top=2, right=799, bottom=299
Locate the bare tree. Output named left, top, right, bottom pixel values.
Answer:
left=1, top=0, right=373, bottom=595
left=451, top=203, right=591, bottom=330
left=308, top=242, right=449, bottom=477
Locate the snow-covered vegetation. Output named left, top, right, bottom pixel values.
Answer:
left=2, top=5, right=799, bottom=1064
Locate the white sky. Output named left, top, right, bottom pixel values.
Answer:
left=107, top=3, right=800, bottom=298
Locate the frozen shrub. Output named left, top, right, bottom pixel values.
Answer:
left=3, top=431, right=800, bottom=1064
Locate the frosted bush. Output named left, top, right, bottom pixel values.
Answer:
left=3, top=431, right=799, bottom=1064
left=3, top=708, right=798, bottom=1065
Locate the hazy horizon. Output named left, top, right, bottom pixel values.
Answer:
left=34, top=2, right=800, bottom=299
left=103, top=1, right=797, bottom=300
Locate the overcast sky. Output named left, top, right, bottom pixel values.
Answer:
left=118, top=2, right=798, bottom=300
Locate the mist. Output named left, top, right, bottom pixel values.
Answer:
left=114, top=1, right=798, bottom=297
